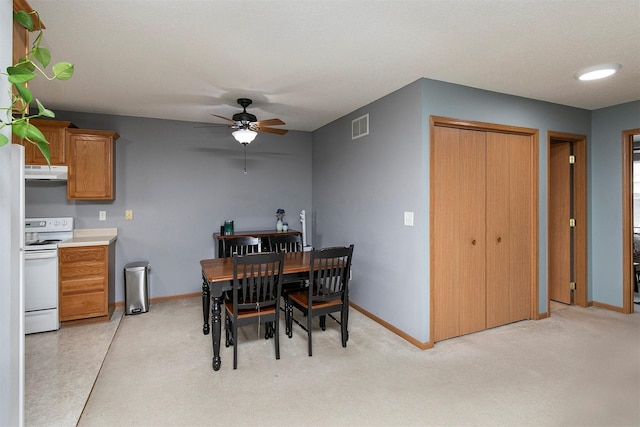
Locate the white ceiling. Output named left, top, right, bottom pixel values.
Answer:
left=26, top=0, right=640, bottom=133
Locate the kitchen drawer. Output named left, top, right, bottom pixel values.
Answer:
left=60, top=291, right=106, bottom=321
left=59, top=263, right=106, bottom=280
left=59, top=246, right=106, bottom=263
left=59, top=277, right=106, bottom=295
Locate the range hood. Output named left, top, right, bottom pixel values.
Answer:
left=24, top=165, right=68, bottom=181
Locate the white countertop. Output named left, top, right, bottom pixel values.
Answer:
left=58, top=228, right=118, bottom=248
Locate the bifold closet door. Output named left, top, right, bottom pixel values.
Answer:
left=485, top=132, right=532, bottom=328
left=432, top=126, right=486, bottom=342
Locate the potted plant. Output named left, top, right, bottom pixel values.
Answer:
left=0, top=8, right=74, bottom=164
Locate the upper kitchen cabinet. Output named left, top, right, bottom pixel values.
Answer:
left=67, top=129, right=120, bottom=200
left=18, top=119, right=77, bottom=165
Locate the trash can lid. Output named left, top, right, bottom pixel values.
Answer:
left=125, top=261, right=149, bottom=271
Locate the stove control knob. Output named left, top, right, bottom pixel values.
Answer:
left=54, top=220, right=60, bottom=226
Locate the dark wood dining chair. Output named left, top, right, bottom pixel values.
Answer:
left=268, top=234, right=305, bottom=335
left=285, top=244, right=354, bottom=356
left=267, top=234, right=302, bottom=253
left=224, top=251, right=285, bottom=369
left=222, top=236, right=261, bottom=258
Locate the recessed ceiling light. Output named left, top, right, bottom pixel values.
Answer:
left=575, top=63, right=622, bottom=81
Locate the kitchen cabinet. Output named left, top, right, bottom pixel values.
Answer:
left=67, top=128, right=119, bottom=200
left=16, top=119, right=76, bottom=165
left=58, top=243, right=115, bottom=322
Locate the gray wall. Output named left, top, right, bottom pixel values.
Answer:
left=312, top=78, right=599, bottom=343
left=25, top=112, right=313, bottom=302
left=313, top=80, right=425, bottom=339
left=590, top=101, right=640, bottom=306
left=23, top=82, right=640, bottom=347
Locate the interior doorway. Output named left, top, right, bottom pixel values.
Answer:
left=621, top=128, right=640, bottom=314
left=548, top=132, right=588, bottom=310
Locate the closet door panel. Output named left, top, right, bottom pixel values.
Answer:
left=486, top=132, right=532, bottom=328
left=432, top=126, right=463, bottom=341
left=507, top=133, right=532, bottom=321
left=485, top=133, right=511, bottom=328
left=458, top=129, right=486, bottom=335
left=432, top=127, right=486, bottom=341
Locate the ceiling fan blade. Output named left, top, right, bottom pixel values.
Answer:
left=253, top=126, right=288, bottom=135
left=255, top=118, right=285, bottom=127
left=211, top=114, right=236, bottom=124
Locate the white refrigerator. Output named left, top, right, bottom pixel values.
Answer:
left=10, top=144, right=25, bottom=426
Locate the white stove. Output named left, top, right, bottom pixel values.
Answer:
left=24, top=217, right=73, bottom=334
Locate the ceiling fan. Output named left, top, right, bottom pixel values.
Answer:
left=212, top=98, right=288, bottom=144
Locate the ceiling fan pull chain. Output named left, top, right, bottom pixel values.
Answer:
left=244, top=144, right=247, bottom=174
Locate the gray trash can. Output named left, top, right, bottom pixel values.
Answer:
left=124, top=261, right=149, bottom=315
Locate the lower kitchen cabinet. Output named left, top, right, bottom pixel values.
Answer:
left=59, top=243, right=115, bottom=322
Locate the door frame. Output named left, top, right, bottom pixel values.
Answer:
left=547, top=132, right=588, bottom=311
left=429, top=116, right=540, bottom=346
left=621, top=128, right=640, bottom=314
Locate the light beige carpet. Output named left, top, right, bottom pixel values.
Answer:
left=72, top=298, right=640, bottom=427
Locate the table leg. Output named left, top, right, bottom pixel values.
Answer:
left=202, top=280, right=210, bottom=335
left=211, top=295, right=222, bottom=371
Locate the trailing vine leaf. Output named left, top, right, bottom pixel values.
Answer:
left=15, top=83, right=32, bottom=105
left=11, top=121, right=51, bottom=163
left=36, top=99, right=55, bottom=118
left=52, top=62, right=74, bottom=80
left=7, top=67, right=35, bottom=84
left=0, top=8, right=74, bottom=165
left=13, top=10, right=34, bottom=31
left=33, top=46, right=51, bottom=68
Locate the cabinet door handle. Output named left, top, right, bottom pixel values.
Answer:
left=497, top=236, right=502, bottom=243
left=471, top=239, right=476, bottom=245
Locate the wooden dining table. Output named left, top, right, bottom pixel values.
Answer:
left=200, top=251, right=312, bottom=371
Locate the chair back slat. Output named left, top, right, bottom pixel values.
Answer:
left=309, top=245, right=354, bottom=304
left=224, top=236, right=262, bottom=258
left=268, top=234, right=302, bottom=253
left=233, top=252, right=284, bottom=312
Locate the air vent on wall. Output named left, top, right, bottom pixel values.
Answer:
left=352, top=114, right=369, bottom=139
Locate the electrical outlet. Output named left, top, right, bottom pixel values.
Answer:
left=125, top=209, right=133, bottom=220
left=99, top=211, right=106, bottom=221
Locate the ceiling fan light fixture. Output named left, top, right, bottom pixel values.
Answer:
left=575, top=63, right=622, bottom=81
left=232, top=129, right=257, bottom=144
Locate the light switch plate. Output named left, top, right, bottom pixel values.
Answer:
left=125, top=209, right=133, bottom=220
left=99, top=211, right=106, bottom=221
left=404, top=211, right=414, bottom=226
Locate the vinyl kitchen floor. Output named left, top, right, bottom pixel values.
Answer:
left=24, top=307, right=123, bottom=427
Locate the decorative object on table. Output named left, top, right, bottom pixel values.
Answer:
left=223, top=220, right=234, bottom=235
left=276, top=209, right=285, bottom=231
left=282, top=222, right=288, bottom=232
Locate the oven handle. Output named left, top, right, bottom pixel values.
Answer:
left=24, top=251, right=58, bottom=260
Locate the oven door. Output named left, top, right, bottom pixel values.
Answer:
left=24, top=250, right=58, bottom=312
